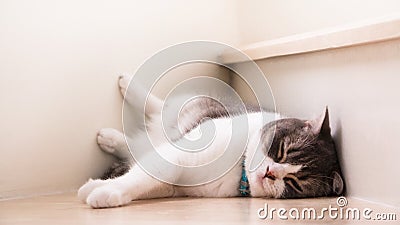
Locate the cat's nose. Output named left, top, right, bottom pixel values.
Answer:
left=264, top=166, right=276, bottom=180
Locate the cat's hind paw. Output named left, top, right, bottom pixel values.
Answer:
left=97, top=128, right=126, bottom=155
left=86, top=186, right=132, bottom=208
left=118, top=73, right=132, bottom=97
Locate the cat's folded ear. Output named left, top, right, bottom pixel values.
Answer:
left=332, top=171, right=344, bottom=195
left=306, top=106, right=331, bottom=136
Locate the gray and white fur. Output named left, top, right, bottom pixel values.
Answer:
left=78, top=75, right=344, bottom=208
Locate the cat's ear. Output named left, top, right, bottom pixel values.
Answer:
left=332, top=171, right=344, bottom=195
left=306, top=107, right=331, bottom=136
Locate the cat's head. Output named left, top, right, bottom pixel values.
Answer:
left=248, top=108, right=344, bottom=198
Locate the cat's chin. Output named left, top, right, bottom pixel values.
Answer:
left=261, top=178, right=285, bottom=198
left=248, top=176, right=285, bottom=198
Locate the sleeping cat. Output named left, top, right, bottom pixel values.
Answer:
left=78, top=75, right=344, bottom=208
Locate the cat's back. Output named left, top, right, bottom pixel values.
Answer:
left=175, top=96, right=267, bottom=134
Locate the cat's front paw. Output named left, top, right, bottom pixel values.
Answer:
left=118, top=74, right=131, bottom=97
left=86, top=186, right=132, bottom=208
left=78, top=178, right=106, bottom=203
left=97, top=128, right=125, bottom=154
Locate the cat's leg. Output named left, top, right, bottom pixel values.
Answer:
left=118, top=74, right=191, bottom=141
left=78, top=163, right=176, bottom=208
left=97, top=128, right=131, bottom=160
left=118, top=74, right=163, bottom=115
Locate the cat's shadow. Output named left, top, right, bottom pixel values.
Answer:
left=332, top=118, right=347, bottom=194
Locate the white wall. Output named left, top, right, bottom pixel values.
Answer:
left=238, top=0, right=400, bottom=45
left=0, top=0, right=239, bottom=198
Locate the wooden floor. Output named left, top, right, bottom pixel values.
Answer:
left=0, top=193, right=398, bottom=224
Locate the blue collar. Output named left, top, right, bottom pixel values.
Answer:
left=239, top=159, right=250, bottom=197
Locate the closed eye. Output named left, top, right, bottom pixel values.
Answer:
left=283, top=174, right=303, bottom=193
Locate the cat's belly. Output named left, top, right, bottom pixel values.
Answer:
left=173, top=162, right=243, bottom=198
left=152, top=112, right=277, bottom=196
